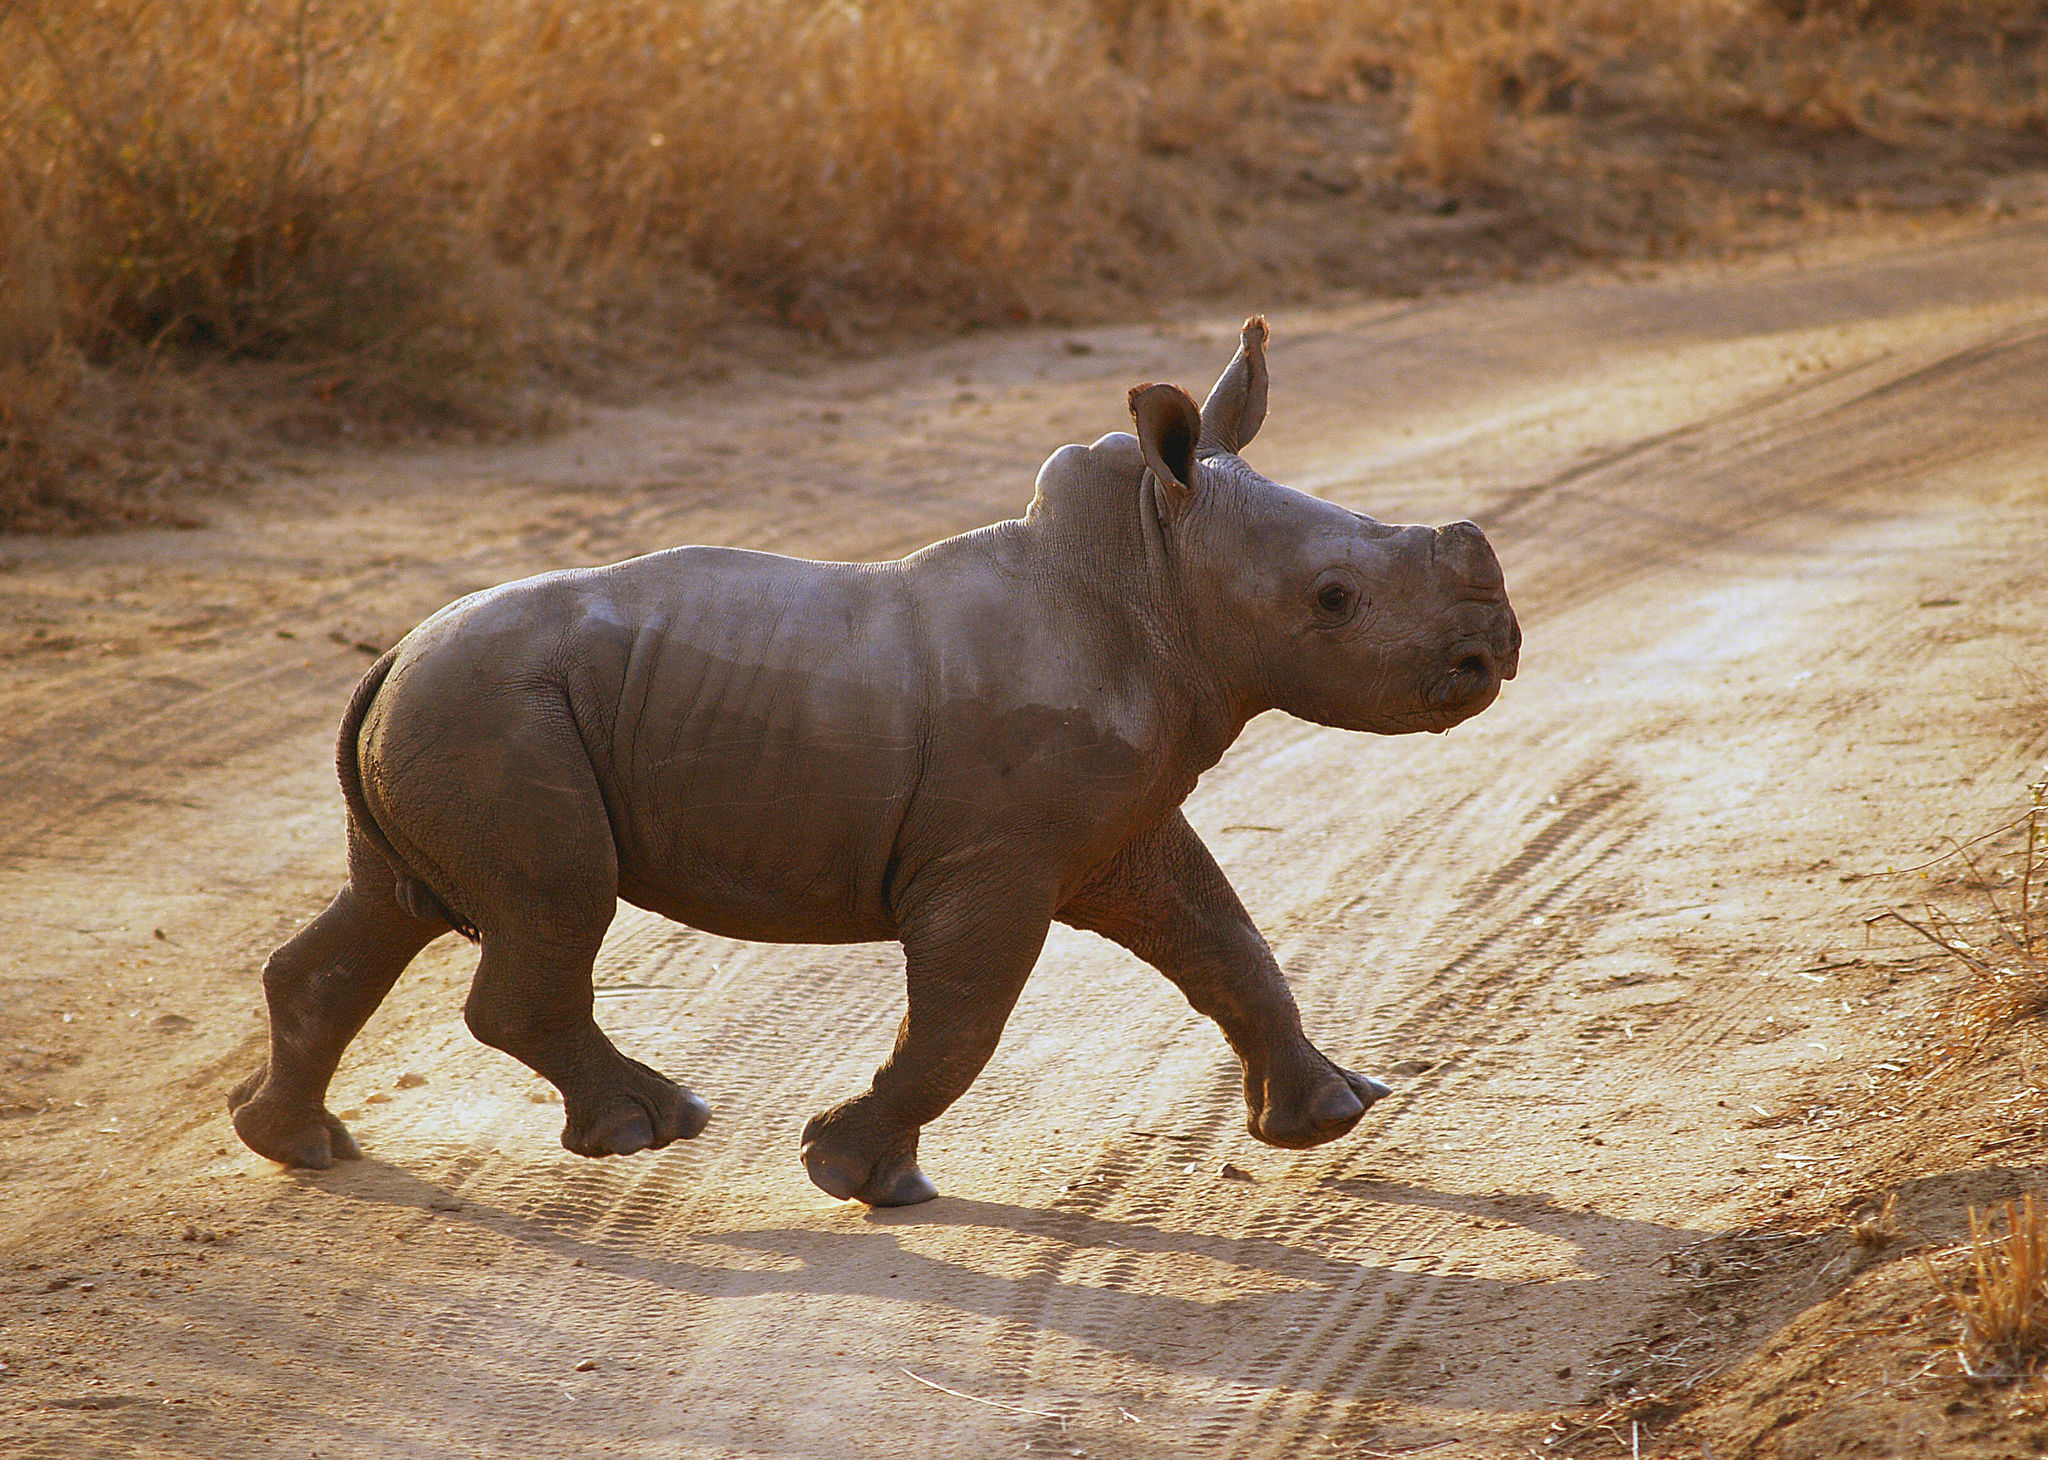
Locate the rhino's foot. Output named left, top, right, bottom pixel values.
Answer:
left=228, top=1074, right=363, bottom=1170
left=560, top=1056, right=711, bottom=1158
left=799, top=1112, right=937, bottom=1207
left=1249, top=1063, right=1391, bottom=1150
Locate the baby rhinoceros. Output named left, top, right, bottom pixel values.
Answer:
left=229, top=318, right=1521, bottom=1205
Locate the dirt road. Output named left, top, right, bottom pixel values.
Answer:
left=4, top=223, right=2047, bottom=1459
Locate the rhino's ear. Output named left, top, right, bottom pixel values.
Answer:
left=1128, top=382, right=1202, bottom=506
left=1198, top=315, right=1269, bottom=455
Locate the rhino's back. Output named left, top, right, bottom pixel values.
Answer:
left=375, top=545, right=927, bottom=943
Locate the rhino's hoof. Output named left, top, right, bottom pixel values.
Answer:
left=229, top=1090, right=363, bottom=1169
left=562, top=1078, right=710, bottom=1159
left=676, top=1088, right=713, bottom=1139
left=1251, top=1066, right=1389, bottom=1150
left=866, top=1161, right=939, bottom=1208
left=800, top=1132, right=938, bottom=1207
left=590, top=1109, right=657, bottom=1157
left=1350, top=1070, right=1394, bottom=1103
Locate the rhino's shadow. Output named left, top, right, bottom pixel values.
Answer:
left=313, top=1156, right=1700, bottom=1386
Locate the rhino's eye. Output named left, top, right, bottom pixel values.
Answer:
left=1313, top=582, right=1355, bottom=620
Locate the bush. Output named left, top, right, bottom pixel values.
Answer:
left=4, top=0, right=2044, bottom=528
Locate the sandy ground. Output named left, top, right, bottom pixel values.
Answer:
left=2, top=222, right=2047, bottom=1459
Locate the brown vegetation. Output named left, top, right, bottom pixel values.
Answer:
left=1872, top=767, right=2048, bottom=1076
left=1923, top=1191, right=2048, bottom=1382
left=4, top=0, right=2047, bottom=529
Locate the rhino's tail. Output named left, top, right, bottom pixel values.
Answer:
left=336, top=648, right=481, bottom=943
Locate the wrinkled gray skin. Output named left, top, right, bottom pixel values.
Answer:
left=229, top=319, right=1521, bottom=1205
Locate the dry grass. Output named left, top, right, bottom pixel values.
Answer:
left=4, top=0, right=2046, bottom=529
left=1851, top=1191, right=1905, bottom=1251
left=1871, top=769, right=2048, bottom=1074
left=0, top=0, right=1198, bottom=526
left=0, top=0, right=1172, bottom=365
left=0, top=344, right=248, bottom=531
left=1923, top=1191, right=2048, bottom=1382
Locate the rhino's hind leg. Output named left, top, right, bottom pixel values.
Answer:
left=230, top=826, right=448, bottom=1168
left=802, top=894, right=1051, bottom=1206
left=363, top=680, right=710, bottom=1157
left=466, top=929, right=711, bottom=1158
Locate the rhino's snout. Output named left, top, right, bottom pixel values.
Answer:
left=1494, top=611, right=1523, bottom=682
left=1427, top=611, right=1520, bottom=720
left=1430, top=647, right=1502, bottom=711
left=1422, top=520, right=1518, bottom=719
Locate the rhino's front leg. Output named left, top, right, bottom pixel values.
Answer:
left=1058, top=811, right=1389, bottom=1149
left=802, top=888, right=1053, bottom=1207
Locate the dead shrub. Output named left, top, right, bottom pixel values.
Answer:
left=1923, top=1191, right=2048, bottom=1381
left=7, top=0, right=2036, bottom=387
left=10, top=2, right=470, bottom=361
left=0, top=0, right=1176, bottom=366
left=4, top=0, right=2048, bottom=528
left=0, top=347, right=91, bottom=532
left=1869, top=769, right=2048, bottom=1073
left=1402, top=40, right=1501, bottom=187
left=0, top=345, right=250, bottom=533
left=0, top=0, right=1198, bottom=521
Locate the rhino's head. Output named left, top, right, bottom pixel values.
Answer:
left=1129, top=317, right=1520, bottom=735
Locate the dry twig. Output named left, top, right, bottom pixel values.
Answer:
left=899, top=1368, right=1066, bottom=1428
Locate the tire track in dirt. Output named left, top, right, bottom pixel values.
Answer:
left=167, top=920, right=934, bottom=1455
left=1479, top=323, right=2048, bottom=619
left=1173, top=785, right=1655, bottom=1453
left=375, top=928, right=905, bottom=1229
left=911, top=702, right=1702, bottom=1452
left=310, top=924, right=995, bottom=1452
left=939, top=1021, right=1257, bottom=1437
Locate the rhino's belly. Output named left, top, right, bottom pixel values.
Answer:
left=602, top=717, right=917, bottom=945
left=613, top=778, right=908, bottom=943
left=618, top=868, right=894, bottom=945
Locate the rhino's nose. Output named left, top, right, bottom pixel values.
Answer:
left=1466, top=610, right=1520, bottom=686
left=1435, top=604, right=1520, bottom=709
left=1433, top=520, right=1505, bottom=589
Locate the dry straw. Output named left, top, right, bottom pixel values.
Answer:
left=1923, top=1192, right=2048, bottom=1381
left=1851, top=1191, right=1903, bottom=1251
left=1869, top=769, right=2048, bottom=1072
left=5, top=1, right=2046, bottom=526
left=7, top=1, right=2041, bottom=376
